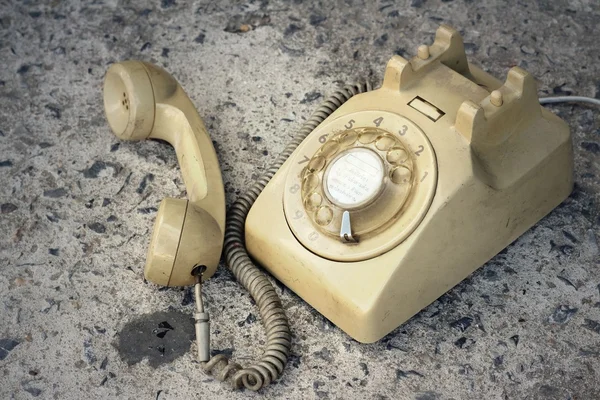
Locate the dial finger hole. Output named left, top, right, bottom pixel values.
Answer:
left=302, top=173, right=320, bottom=194
left=358, top=129, right=378, bottom=144
left=338, top=130, right=358, bottom=147
left=318, top=140, right=340, bottom=159
left=307, top=155, right=326, bottom=173
left=300, top=166, right=307, bottom=178
left=304, top=192, right=322, bottom=211
left=390, top=165, right=412, bottom=184
left=375, top=134, right=397, bottom=151
left=315, top=206, right=333, bottom=226
left=386, top=147, right=408, bottom=164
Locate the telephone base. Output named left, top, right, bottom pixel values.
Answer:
left=246, top=26, right=573, bottom=342
left=246, top=136, right=571, bottom=342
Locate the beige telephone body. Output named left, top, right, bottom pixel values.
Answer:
left=103, top=61, right=225, bottom=286
left=103, top=25, right=574, bottom=384
left=245, top=25, right=573, bottom=343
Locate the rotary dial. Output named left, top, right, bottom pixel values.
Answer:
left=301, top=127, right=414, bottom=238
left=283, top=110, right=437, bottom=262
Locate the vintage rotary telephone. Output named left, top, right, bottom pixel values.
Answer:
left=103, top=25, right=599, bottom=390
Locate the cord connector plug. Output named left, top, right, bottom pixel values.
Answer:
left=194, top=310, right=210, bottom=362
left=193, top=269, right=210, bottom=362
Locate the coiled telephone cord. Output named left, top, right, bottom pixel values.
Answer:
left=199, top=81, right=373, bottom=391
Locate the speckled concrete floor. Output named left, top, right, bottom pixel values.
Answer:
left=1, top=1, right=600, bottom=399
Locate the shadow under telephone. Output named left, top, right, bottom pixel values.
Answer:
left=102, top=25, right=599, bottom=391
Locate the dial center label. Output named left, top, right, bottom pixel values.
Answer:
left=324, top=148, right=384, bottom=209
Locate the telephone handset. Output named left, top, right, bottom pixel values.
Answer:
left=103, top=61, right=225, bottom=286
left=103, top=60, right=296, bottom=390
left=103, top=25, right=585, bottom=391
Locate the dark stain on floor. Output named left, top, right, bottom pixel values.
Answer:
left=116, top=311, right=194, bottom=368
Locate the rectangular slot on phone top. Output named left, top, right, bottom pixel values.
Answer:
left=408, top=96, right=445, bottom=122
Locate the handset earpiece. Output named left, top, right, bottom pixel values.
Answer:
left=103, top=61, right=225, bottom=287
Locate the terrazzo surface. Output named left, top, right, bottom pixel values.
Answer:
left=1, top=0, right=599, bottom=399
